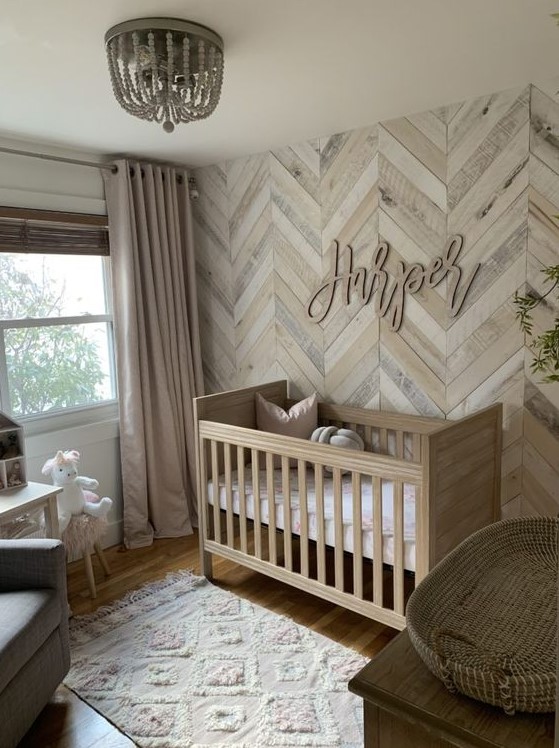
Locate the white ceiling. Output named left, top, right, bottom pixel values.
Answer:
left=1, top=0, right=559, bottom=168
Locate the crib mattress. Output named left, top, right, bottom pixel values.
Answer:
left=206, top=468, right=417, bottom=572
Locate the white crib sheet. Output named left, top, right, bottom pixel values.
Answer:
left=206, top=468, right=417, bottom=572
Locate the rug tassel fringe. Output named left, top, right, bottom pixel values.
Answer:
left=70, top=569, right=203, bottom=631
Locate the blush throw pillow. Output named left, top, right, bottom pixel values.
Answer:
left=255, top=392, right=318, bottom=467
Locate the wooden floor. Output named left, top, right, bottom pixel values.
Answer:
left=20, top=532, right=397, bottom=747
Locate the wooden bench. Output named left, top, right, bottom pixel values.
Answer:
left=349, top=630, right=555, bottom=747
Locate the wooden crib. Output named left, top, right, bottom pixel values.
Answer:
left=194, top=381, right=502, bottom=630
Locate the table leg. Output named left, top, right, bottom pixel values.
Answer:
left=44, top=495, right=60, bottom=539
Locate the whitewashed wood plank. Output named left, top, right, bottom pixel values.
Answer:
left=193, top=164, right=230, bottom=252
left=235, top=286, right=275, bottom=363
left=379, top=124, right=446, bottom=209
left=235, top=255, right=274, bottom=325
left=377, top=221, right=450, bottom=326
left=448, top=89, right=529, bottom=207
left=530, top=78, right=559, bottom=101
left=271, top=152, right=321, bottom=247
left=524, top=408, right=559, bottom=473
left=502, top=405, right=523, bottom=451
left=323, top=184, right=379, bottom=256
left=379, top=370, right=421, bottom=415
left=530, top=153, right=559, bottom=208
left=446, top=320, right=523, bottom=408
left=321, top=126, right=379, bottom=230
left=325, top=325, right=379, bottom=401
left=501, top=496, right=521, bottom=519
left=445, top=101, right=465, bottom=125
left=379, top=154, right=447, bottom=254
left=272, top=204, right=322, bottom=274
left=271, top=145, right=320, bottom=203
left=530, top=86, right=559, bottom=178
left=378, top=209, right=446, bottom=267
left=448, top=87, right=528, bottom=178
left=275, top=342, right=324, bottom=400
left=524, top=359, right=559, bottom=416
left=230, top=195, right=271, bottom=265
left=396, top=308, right=447, bottom=382
left=521, top=470, right=558, bottom=516
left=228, top=154, right=270, bottom=226
left=273, top=228, right=322, bottom=307
left=292, top=140, right=321, bottom=176
left=446, top=188, right=527, bottom=351
left=527, top=250, right=559, bottom=305
left=449, top=124, right=529, bottom=248
left=406, top=110, right=446, bottom=153
left=447, top=348, right=524, bottom=419
left=322, top=153, right=379, bottom=246
left=523, top=440, right=559, bottom=507
left=379, top=326, right=446, bottom=413
left=447, top=298, right=520, bottom=382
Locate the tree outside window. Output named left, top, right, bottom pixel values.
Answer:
left=0, top=253, right=116, bottom=418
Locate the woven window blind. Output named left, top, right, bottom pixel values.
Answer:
left=0, top=208, right=109, bottom=256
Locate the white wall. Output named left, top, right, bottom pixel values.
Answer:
left=0, top=137, right=123, bottom=548
left=0, top=137, right=107, bottom=214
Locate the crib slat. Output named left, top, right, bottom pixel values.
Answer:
left=393, top=480, right=405, bottom=615
left=315, top=464, right=326, bottom=585
left=333, top=467, right=344, bottom=592
left=364, top=425, right=373, bottom=452
left=282, top=456, right=292, bottom=572
left=380, top=428, right=388, bottom=454
left=412, top=433, right=421, bottom=461
left=266, top=452, right=277, bottom=565
left=396, top=430, right=404, bottom=460
left=224, top=443, right=234, bottom=548
left=403, top=432, right=412, bottom=461
left=352, top=471, right=363, bottom=599
left=251, top=448, right=262, bottom=559
left=237, top=447, right=247, bottom=553
left=298, top=460, right=309, bottom=578
left=414, top=483, right=427, bottom=583
left=373, top=476, right=383, bottom=607
left=211, top=440, right=221, bottom=543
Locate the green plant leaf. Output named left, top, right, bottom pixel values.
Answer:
left=513, top=261, right=559, bottom=384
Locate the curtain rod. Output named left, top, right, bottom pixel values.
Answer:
left=0, top=144, right=199, bottom=197
left=0, top=145, right=118, bottom=172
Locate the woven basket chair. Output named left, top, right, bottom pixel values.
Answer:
left=406, top=517, right=557, bottom=715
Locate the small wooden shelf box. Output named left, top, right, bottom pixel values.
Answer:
left=0, top=412, right=26, bottom=492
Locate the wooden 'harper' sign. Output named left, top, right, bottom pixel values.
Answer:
left=306, top=234, right=479, bottom=332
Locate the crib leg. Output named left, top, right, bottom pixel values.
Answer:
left=201, top=550, right=213, bottom=579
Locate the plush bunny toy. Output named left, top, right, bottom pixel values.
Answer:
left=41, top=449, right=112, bottom=534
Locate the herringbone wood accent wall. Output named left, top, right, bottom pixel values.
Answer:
left=522, top=83, right=559, bottom=517
left=193, top=82, right=559, bottom=518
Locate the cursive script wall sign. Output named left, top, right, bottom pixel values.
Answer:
left=306, top=235, right=480, bottom=332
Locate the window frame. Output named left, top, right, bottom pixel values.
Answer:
left=0, top=208, right=118, bottom=425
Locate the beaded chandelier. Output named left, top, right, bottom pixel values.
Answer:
left=104, top=18, right=224, bottom=133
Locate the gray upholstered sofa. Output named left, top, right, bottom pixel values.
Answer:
left=0, top=539, right=71, bottom=748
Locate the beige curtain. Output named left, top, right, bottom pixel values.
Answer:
left=103, top=160, right=204, bottom=549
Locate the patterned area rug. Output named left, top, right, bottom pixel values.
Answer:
left=65, top=572, right=368, bottom=747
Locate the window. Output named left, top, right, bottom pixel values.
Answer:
left=0, top=209, right=117, bottom=420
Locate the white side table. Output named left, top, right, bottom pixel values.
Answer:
left=0, top=481, right=61, bottom=539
